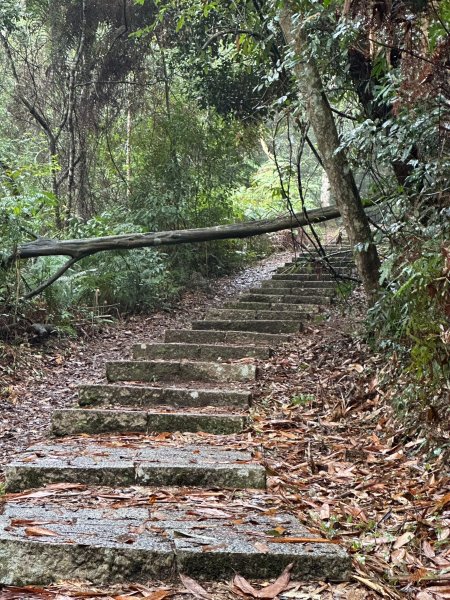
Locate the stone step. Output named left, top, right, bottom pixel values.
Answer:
left=52, top=408, right=246, bottom=436
left=248, top=288, right=334, bottom=304
left=205, top=309, right=305, bottom=322
left=78, top=384, right=250, bottom=408
left=106, top=360, right=256, bottom=384
left=247, top=288, right=332, bottom=303
left=294, top=259, right=354, bottom=267
left=165, top=329, right=292, bottom=346
left=0, top=489, right=351, bottom=584
left=5, top=439, right=266, bottom=492
left=261, top=281, right=334, bottom=294
left=240, top=294, right=329, bottom=305
left=276, top=266, right=353, bottom=275
left=274, top=271, right=336, bottom=280
left=192, top=320, right=302, bottom=334
left=227, top=301, right=319, bottom=313
left=271, top=276, right=336, bottom=287
left=132, top=342, right=269, bottom=361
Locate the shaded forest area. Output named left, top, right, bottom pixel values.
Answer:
left=0, top=0, right=449, bottom=447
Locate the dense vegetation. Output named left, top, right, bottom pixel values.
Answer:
left=0, top=0, right=448, bottom=444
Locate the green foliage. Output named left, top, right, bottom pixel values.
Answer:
left=290, top=393, right=315, bottom=406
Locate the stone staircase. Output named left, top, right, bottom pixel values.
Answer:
left=0, top=247, right=355, bottom=586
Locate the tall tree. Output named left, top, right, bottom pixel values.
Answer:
left=279, top=3, right=380, bottom=300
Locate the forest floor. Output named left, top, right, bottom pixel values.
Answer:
left=0, top=252, right=449, bottom=600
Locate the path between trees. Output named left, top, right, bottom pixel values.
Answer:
left=0, top=251, right=448, bottom=600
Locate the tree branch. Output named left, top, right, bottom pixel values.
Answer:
left=22, top=256, right=82, bottom=300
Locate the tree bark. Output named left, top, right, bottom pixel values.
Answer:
left=279, top=6, right=380, bottom=301
left=8, top=205, right=348, bottom=263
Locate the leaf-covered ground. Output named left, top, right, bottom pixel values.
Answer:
left=0, top=253, right=448, bottom=600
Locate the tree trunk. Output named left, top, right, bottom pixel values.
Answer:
left=279, top=6, right=380, bottom=301
left=8, top=204, right=352, bottom=263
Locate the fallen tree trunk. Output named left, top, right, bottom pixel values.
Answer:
left=12, top=205, right=342, bottom=261
left=4, top=204, right=359, bottom=300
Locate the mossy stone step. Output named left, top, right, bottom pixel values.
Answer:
left=5, top=439, right=266, bottom=492
left=0, top=490, right=351, bottom=584
left=276, top=266, right=352, bottom=275
left=225, top=300, right=319, bottom=316
left=249, top=287, right=332, bottom=300
left=132, top=342, right=269, bottom=361
left=274, top=272, right=335, bottom=280
left=294, top=259, right=354, bottom=267
left=261, top=281, right=335, bottom=293
left=192, top=320, right=302, bottom=334
left=165, top=329, right=292, bottom=346
left=271, top=276, right=337, bottom=287
left=106, top=360, right=256, bottom=384
left=240, top=293, right=329, bottom=305
left=78, top=384, right=250, bottom=408
left=205, top=309, right=305, bottom=321
left=226, top=301, right=319, bottom=313
left=52, top=408, right=246, bottom=436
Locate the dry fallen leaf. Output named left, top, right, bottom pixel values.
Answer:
left=232, top=563, right=293, bottom=599
left=179, top=574, right=212, bottom=600
left=393, top=531, right=414, bottom=549
left=24, top=526, right=59, bottom=537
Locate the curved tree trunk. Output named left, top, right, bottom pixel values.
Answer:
left=279, top=5, right=380, bottom=302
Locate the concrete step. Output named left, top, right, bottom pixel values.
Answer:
left=132, top=342, right=269, bottom=361
left=0, top=489, right=351, bottom=584
left=261, top=281, right=334, bottom=294
left=247, top=288, right=332, bottom=303
left=192, top=320, right=302, bottom=334
left=106, top=360, right=256, bottom=384
left=78, top=384, right=250, bottom=408
left=271, top=276, right=337, bottom=287
left=52, top=408, right=246, bottom=436
left=5, top=439, right=266, bottom=492
left=205, top=309, right=305, bottom=321
left=227, top=301, right=319, bottom=313
left=165, top=329, right=293, bottom=346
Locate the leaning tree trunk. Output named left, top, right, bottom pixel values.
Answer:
left=279, top=6, right=380, bottom=301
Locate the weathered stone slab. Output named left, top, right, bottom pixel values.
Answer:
left=205, top=309, right=305, bottom=322
left=5, top=440, right=266, bottom=492
left=132, top=342, right=269, bottom=361
left=229, top=301, right=319, bottom=313
left=0, top=504, right=174, bottom=585
left=274, top=272, right=335, bottom=281
left=165, top=329, right=292, bottom=346
left=78, top=384, right=250, bottom=408
left=295, top=259, right=354, bottom=268
left=261, top=281, right=335, bottom=293
left=106, top=360, right=256, bottom=383
left=284, top=267, right=353, bottom=275
left=171, top=510, right=350, bottom=581
left=192, top=320, right=302, bottom=334
left=0, top=490, right=351, bottom=584
left=241, top=294, right=329, bottom=305
left=271, top=274, right=337, bottom=290
left=52, top=408, right=246, bottom=436
left=248, top=287, right=332, bottom=302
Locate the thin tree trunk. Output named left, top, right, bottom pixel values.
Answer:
left=279, top=6, right=380, bottom=301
